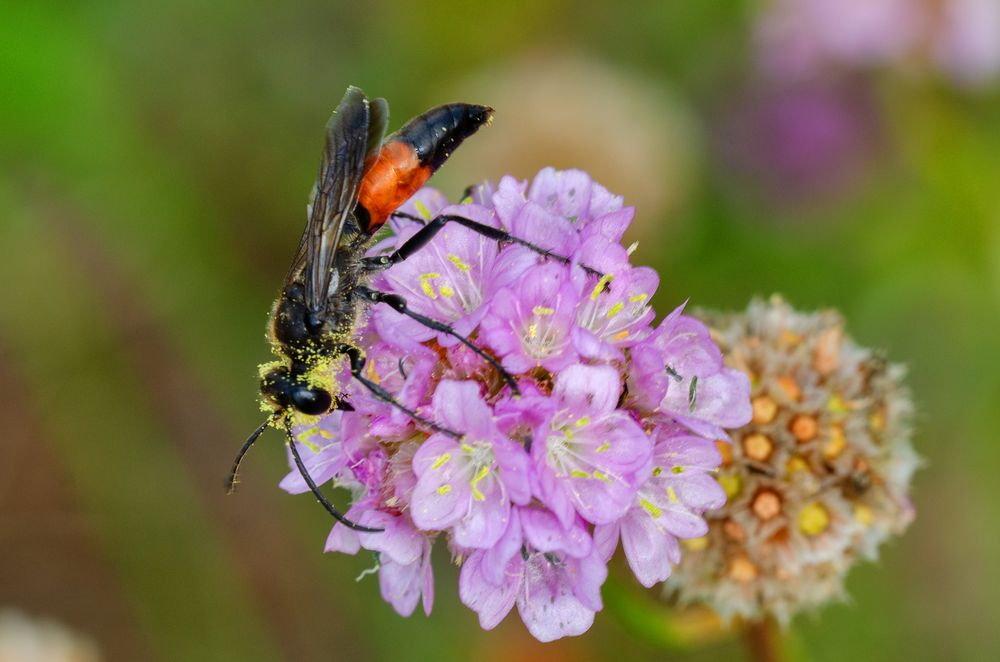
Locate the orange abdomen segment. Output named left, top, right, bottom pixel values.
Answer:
left=356, top=141, right=432, bottom=233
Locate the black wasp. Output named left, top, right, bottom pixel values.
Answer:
left=226, top=86, right=598, bottom=531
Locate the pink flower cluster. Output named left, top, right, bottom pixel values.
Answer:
left=280, top=169, right=752, bottom=641
left=756, top=0, right=1000, bottom=88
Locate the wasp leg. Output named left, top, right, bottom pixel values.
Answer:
left=354, top=286, right=520, bottom=396
left=362, top=211, right=605, bottom=280
left=283, top=421, right=384, bottom=532
left=336, top=342, right=463, bottom=440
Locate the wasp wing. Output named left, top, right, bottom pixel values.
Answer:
left=285, top=86, right=371, bottom=316
left=367, top=96, right=389, bottom=159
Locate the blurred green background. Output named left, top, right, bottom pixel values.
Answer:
left=2, top=1, right=998, bottom=660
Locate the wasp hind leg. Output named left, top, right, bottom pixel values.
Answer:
left=353, top=286, right=520, bottom=395
left=336, top=343, right=463, bottom=440
left=363, top=211, right=606, bottom=280
left=282, top=419, right=384, bottom=533
left=224, top=413, right=379, bottom=531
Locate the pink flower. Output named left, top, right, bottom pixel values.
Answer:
left=277, top=170, right=751, bottom=641
left=629, top=305, right=752, bottom=439
left=410, top=381, right=530, bottom=549
left=595, top=431, right=726, bottom=587
left=532, top=364, right=652, bottom=527
left=479, top=263, right=581, bottom=373
left=459, top=509, right=608, bottom=642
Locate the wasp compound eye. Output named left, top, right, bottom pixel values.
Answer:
left=291, top=386, right=332, bottom=415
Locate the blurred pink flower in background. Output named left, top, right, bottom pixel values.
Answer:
left=933, top=0, right=1000, bottom=87
left=756, top=0, right=1000, bottom=88
left=442, top=52, right=701, bottom=240
left=716, top=79, right=883, bottom=208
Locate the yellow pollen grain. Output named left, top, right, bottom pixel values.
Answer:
left=590, top=274, right=613, bottom=300
left=785, top=456, right=809, bottom=474
left=671, top=466, right=685, bottom=474
left=365, top=360, right=380, bottom=385
left=595, top=441, right=611, bottom=453
left=439, top=284, right=455, bottom=298
left=436, top=484, right=452, bottom=495
left=470, top=465, right=490, bottom=502
left=419, top=272, right=440, bottom=299
left=575, top=416, right=590, bottom=427
left=718, top=474, right=742, bottom=499
left=823, top=425, right=847, bottom=459
left=640, top=499, right=662, bottom=518
left=431, top=453, right=451, bottom=470
left=461, top=443, right=475, bottom=453
left=592, top=470, right=611, bottom=483
left=606, top=302, right=624, bottom=318
left=414, top=200, right=433, bottom=220
left=667, top=486, right=679, bottom=504
left=652, top=466, right=663, bottom=477
left=447, top=254, right=471, bottom=272
left=854, top=503, right=874, bottom=526
left=683, top=536, right=707, bottom=551
left=612, top=330, right=630, bottom=341
left=532, top=305, right=555, bottom=316
left=828, top=393, right=850, bottom=414
left=527, top=323, right=538, bottom=339
left=571, top=469, right=592, bottom=479
left=869, top=408, right=886, bottom=433
left=798, top=502, right=831, bottom=536
left=470, top=464, right=490, bottom=487
left=628, top=293, right=648, bottom=303
left=297, top=436, right=321, bottom=454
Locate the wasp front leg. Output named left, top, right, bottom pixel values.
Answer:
left=335, top=342, right=463, bottom=439
left=361, top=211, right=606, bottom=280
left=352, top=286, right=520, bottom=395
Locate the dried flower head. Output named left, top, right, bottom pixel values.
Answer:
left=280, top=169, right=752, bottom=641
left=665, top=296, right=919, bottom=624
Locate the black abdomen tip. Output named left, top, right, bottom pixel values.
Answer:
left=397, top=102, right=494, bottom=172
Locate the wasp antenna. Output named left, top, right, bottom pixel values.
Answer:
left=226, top=416, right=274, bottom=494
left=284, top=421, right=384, bottom=533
